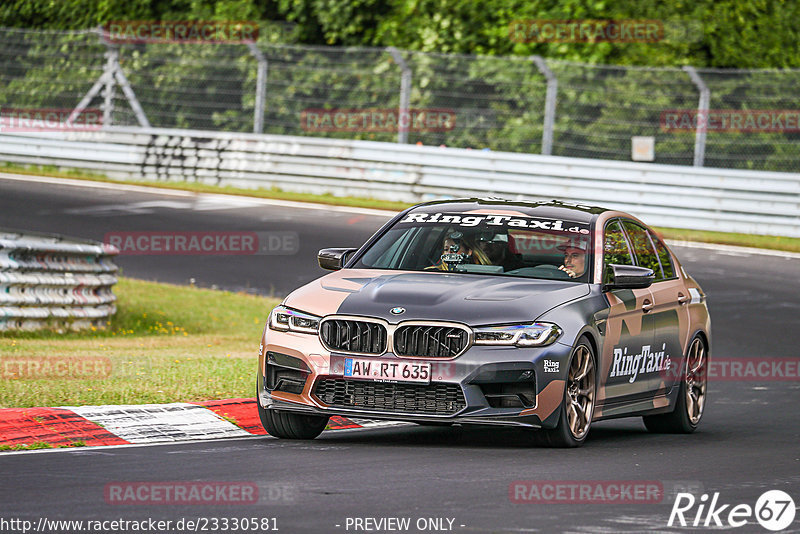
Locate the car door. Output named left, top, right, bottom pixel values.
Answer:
left=620, top=220, right=684, bottom=396
left=647, top=227, right=689, bottom=394
left=597, top=219, right=656, bottom=405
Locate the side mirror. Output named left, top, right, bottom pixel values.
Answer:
left=318, top=248, right=358, bottom=271
left=604, top=264, right=654, bottom=290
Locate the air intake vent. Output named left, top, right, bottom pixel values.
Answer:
left=313, top=378, right=466, bottom=415
left=394, top=325, right=469, bottom=358
left=320, top=319, right=387, bottom=355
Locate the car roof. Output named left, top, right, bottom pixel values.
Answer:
left=408, top=198, right=610, bottom=225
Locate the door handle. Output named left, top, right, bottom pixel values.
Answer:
left=677, top=292, right=690, bottom=305
left=641, top=299, right=654, bottom=313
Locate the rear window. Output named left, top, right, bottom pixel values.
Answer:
left=648, top=230, right=677, bottom=279
left=621, top=220, right=663, bottom=279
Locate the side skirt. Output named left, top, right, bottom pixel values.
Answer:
left=594, top=391, right=677, bottom=421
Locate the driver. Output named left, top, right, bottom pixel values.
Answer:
left=557, top=239, right=588, bottom=279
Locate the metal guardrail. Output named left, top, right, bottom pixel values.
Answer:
left=0, top=229, right=119, bottom=331
left=0, top=126, right=798, bottom=237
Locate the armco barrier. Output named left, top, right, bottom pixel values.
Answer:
left=0, top=230, right=118, bottom=331
left=0, top=127, right=798, bottom=237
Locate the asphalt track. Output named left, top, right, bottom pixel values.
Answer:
left=1, top=174, right=799, bottom=533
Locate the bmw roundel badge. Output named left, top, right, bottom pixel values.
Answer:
left=390, top=307, right=406, bottom=315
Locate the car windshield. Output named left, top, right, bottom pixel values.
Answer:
left=354, top=210, right=592, bottom=281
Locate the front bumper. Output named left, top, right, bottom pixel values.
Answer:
left=258, top=328, right=573, bottom=430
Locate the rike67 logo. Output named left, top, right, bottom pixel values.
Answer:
left=669, top=490, right=796, bottom=531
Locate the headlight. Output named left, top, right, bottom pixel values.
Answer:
left=268, top=305, right=321, bottom=334
left=473, top=322, right=562, bottom=347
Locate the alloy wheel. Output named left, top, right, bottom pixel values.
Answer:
left=685, top=337, right=707, bottom=425
left=566, top=344, right=595, bottom=440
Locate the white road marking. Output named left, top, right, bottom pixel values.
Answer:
left=63, top=197, right=267, bottom=215
left=64, top=200, right=194, bottom=215
left=192, top=196, right=267, bottom=211
left=66, top=403, right=251, bottom=443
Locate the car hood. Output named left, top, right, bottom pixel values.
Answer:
left=283, top=269, right=590, bottom=325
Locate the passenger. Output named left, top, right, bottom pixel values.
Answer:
left=426, top=230, right=489, bottom=270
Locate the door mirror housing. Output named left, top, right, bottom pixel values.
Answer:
left=604, top=264, right=654, bottom=290
left=318, top=248, right=358, bottom=271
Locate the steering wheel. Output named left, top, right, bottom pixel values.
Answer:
left=529, top=264, right=572, bottom=280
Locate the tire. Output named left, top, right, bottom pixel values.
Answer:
left=257, top=386, right=329, bottom=439
left=643, top=335, right=707, bottom=434
left=533, top=337, right=596, bottom=448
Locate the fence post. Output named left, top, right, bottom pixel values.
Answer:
left=531, top=56, right=557, bottom=156
left=388, top=47, right=412, bottom=144
left=113, top=60, right=151, bottom=128
left=68, top=29, right=115, bottom=126
left=102, top=47, right=117, bottom=128
left=247, top=43, right=268, bottom=134
left=79, top=27, right=150, bottom=128
left=683, top=66, right=709, bottom=167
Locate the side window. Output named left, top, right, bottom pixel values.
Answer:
left=603, top=220, right=635, bottom=284
left=648, top=230, right=676, bottom=279
left=621, top=220, right=663, bottom=279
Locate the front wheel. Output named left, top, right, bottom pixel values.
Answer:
left=257, top=389, right=329, bottom=439
left=643, top=335, right=707, bottom=433
left=533, top=338, right=596, bottom=447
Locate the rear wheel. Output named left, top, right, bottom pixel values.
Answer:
left=643, top=335, right=707, bottom=433
left=534, top=338, right=596, bottom=447
left=257, top=384, right=329, bottom=439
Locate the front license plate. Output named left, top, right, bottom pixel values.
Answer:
left=343, top=358, right=431, bottom=384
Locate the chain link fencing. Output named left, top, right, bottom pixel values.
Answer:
left=1, top=26, right=799, bottom=172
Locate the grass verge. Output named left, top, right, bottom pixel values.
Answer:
left=0, top=441, right=85, bottom=451
left=0, top=277, right=280, bottom=408
left=3, top=161, right=799, bottom=252
left=654, top=227, right=800, bottom=253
